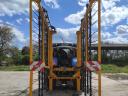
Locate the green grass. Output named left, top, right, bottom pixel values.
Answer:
left=0, top=64, right=128, bottom=73
left=102, top=64, right=128, bottom=73
left=0, top=65, right=29, bottom=71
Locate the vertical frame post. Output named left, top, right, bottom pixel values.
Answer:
left=29, top=0, right=33, bottom=96
left=41, top=8, right=45, bottom=66
left=85, top=4, right=89, bottom=94
left=98, top=0, right=101, bottom=96
left=41, top=8, right=45, bottom=95
left=80, top=20, right=85, bottom=93
left=76, top=31, right=81, bottom=92
left=89, top=7, right=92, bottom=96
left=38, top=4, right=42, bottom=96
left=48, top=29, right=53, bottom=91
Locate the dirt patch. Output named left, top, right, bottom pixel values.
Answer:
left=103, top=73, right=128, bottom=80
left=0, top=72, right=128, bottom=96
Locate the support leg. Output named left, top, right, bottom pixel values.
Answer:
left=49, top=78, right=53, bottom=91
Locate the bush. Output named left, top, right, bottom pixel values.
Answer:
left=22, top=55, right=29, bottom=65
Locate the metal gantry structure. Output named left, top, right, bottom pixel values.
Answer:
left=79, top=0, right=101, bottom=96
left=29, top=0, right=101, bottom=96
left=29, top=0, right=56, bottom=95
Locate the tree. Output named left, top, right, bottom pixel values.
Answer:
left=22, top=55, right=29, bottom=65
left=0, top=25, right=15, bottom=65
left=8, top=46, right=19, bottom=65
left=21, top=46, right=29, bottom=65
left=21, top=46, right=29, bottom=55
left=21, top=43, right=39, bottom=65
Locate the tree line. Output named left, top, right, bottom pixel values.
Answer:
left=0, top=25, right=30, bottom=66
left=0, top=25, right=128, bottom=66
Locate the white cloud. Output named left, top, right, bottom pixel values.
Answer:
left=64, top=7, right=86, bottom=25
left=16, top=18, right=23, bottom=24
left=6, top=22, right=14, bottom=26
left=32, top=2, right=38, bottom=10
left=102, top=32, right=113, bottom=40
left=102, top=0, right=120, bottom=10
left=64, top=0, right=98, bottom=25
left=0, top=22, right=26, bottom=43
left=78, top=0, right=88, bottom=6
left=44, top=0, right=60, bottom=9
left=101, top=31, right=128, bottom=44
left=65, top=0, right=128, bottom=27
left=25, top=18, right=30, bottom=23
left=17, top=18, right=30, bottom=24
left=91, top=31, right=113, bottom=44
left=102, top=6, right=128, bottom=26
left=0, top=0, right=28, bottom=16
left=64, top=0, right=128, bottom=44
left=53, top=26, right=80, bottom=43
left=0, top=20, right=3, bottom=23
left=116, top=25, right=128, bottom=34
left=0, top=20, right=14, bottom=26
left=104, top=36, right=128, bottom=44
left=57, top=26, right=79, bottom=37
left=64, top=1, right=98, bottom=25
left=12, top=27, right=26, bottom=43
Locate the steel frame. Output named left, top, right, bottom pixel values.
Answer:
left=29, top=0, right=101, bottom=96
left=79, top=0, right=101, bottom=96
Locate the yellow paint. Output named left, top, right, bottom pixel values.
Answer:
left=50, top=77, right=76, bottom=80
left=49, top=78, right=53, bottom=91
left=98, top=0, right=102, bottom=96
left=48, top=29, right=53, bottom=91
left=77, top=31, right=81, bottom=67
left=41, top=8, right=45, bottom=63
left=85, top=4, right=89, bottom=64
left=29, top=0, right=33, bottom=96
left=53, top=67, right=74, bottom=71
left=76, top=31, right=81, bottom=91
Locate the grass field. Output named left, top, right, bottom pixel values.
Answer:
left=0, top=65, right=29, bottom=71
left=0, top=64, right=128, bottom=73
left=101, top=64, right=128, bottom=73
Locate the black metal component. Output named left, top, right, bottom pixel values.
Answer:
left=82, top=28, right=86, bottom=96
left=89, top=10, right=92, bottom=61
left=92, top=20, right=97, bottom=26
left=91, top=0, right=97, bottom=9
left=80, top=17, right=88, bottom=96
left=87, top=70, right=89, bottom=94
left=89, top=8, right=92, bottom=96
left=38, top=8, right=42, bottom=96
left=91, top=10, right=98, bottom=17
left=86, top=3, right=89, bottom=95
left=33, top=18, right=39, bottom=25
left=32, top=34, right=38, bottom=39
left=32, top=9, right=39, bottom=17
left=32, top=39, right=38, bottom=43
left=82, top=3, right=93, bottom=96
left=33, top=24, right=39, bottom=30
left=91, top=31, right=97, bottom=37
left=32, top=29, right=38, bottom=35
left=91, top=40, right=98, bottom=44
left=38, top=71, right=41, bottom=96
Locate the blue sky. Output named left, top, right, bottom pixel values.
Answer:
left=0, top=0, right=128, bottom=48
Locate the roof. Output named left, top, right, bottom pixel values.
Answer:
left=53, top=43, right=128, bottom=50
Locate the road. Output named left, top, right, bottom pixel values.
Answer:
left=0, top=71, right=128, bottom=96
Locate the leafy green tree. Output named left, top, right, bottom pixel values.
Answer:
left=0, top=25, right=15, bottom=65
left=9, top=47, right=19, bottom=65
left=21, top=46, right=29, bottom=65
left=22, top=55, right=29, bottom=65
left=21, top=46, right=29, bottom=55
